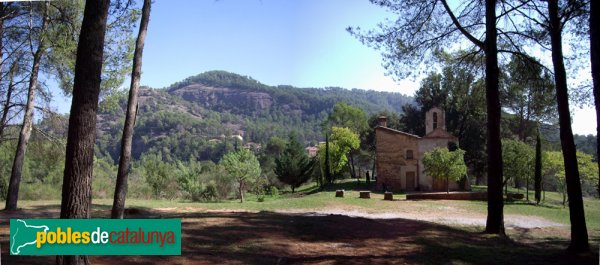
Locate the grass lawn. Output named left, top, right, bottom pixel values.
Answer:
left=1, top=180, right=599, bottom=264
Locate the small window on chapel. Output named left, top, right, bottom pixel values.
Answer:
left=433, top=112, right=438, bottom=129
left=406, top=150, right=414, bottom=160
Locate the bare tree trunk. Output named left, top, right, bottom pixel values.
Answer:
left=239, top=181, right=244, bottom=203
left=0, top=2, right=4, bottom=99
left=547, top=0, right=589, bottom=253
left=5, top=2, right=49, bottom=211
left=518, top=110, right=526, bottom=141
left=346, top=158, right=354, bottom=179
left=111, top=0, right=152, bottom=219
left=526, top=175, right=529, bottom=201
left=590, top=0, right=600, bottom=199
left=484, top=0, right=505, bottom=235
left=535, top=130, right=542, bottom=204
left=349, top=152, right=356, bottom=178
left=57, top=0, right=110, bottom=264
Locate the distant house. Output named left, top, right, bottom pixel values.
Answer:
left=375, top=107, right=466, bottom=192
left=231, top=135, right=243, bottom=142
left=305, top=146, right=319, bottom=157
left=208, top=139, right=222, bottom=144
left=244, top=142, right=262, bottom=151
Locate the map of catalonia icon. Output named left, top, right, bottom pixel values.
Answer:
left=10, top=219, right=50, bottom=255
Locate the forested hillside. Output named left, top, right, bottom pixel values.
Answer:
left=95, top=70, right=413, bottom=163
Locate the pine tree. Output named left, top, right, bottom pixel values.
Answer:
left=274, top=134, right=315, bottom=193
left=58, top=0, right=111, bottom=263
left=111, top=0, right=152, bottom=219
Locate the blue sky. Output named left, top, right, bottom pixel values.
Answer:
left=49, top=0, right=597, bottom=135
left=140, top=0, right=415, bottom=91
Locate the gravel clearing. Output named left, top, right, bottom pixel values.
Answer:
left=275, top=208, right=565, bottom=229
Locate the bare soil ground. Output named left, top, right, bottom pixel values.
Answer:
left=275, top=208, right=564, bottom=228
left=0, top=204, right=597, bottom=265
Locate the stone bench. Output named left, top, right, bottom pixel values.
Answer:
left=507, top=193, right=524, bottom=201
left=359, top=191, right=370, bottom=199
left=384, top=192, right=393, bottom=201
left=335, top=190, right=344, bottom=198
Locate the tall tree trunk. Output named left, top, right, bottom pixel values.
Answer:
left=526, top=175, right=529, bottom=201
left=547, top=0, right=589, bottom=253
left=0, top=2, right=4, bottom=101
left=5, top=2, right=49, bottom=211
left=543, top=182, right=545, bottom=201
left=111, top=0, right=152, bottom=219
left=590, top=0, right=600, bottom=198
left=57, top=0, right=110, bottom=264
left=349, top=152, right=356, bottom=178
left=535, top=130, right=542, bottom=204
left=346, top=156, right=354, bottom=179
left=518, top=110, right=526, bottom=141
left=239, top=181, right=244, bottom=203
left=484, top=0, right=505, bottom=235
left=366, top=167, right=371, bottom=185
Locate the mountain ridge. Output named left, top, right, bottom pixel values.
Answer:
left=95, top=70, right=414, bottom=162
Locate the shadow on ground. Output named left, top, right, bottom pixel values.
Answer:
left=1, top=207, right=597, bottom=264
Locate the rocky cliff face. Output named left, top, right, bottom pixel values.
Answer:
left=92, top=70, right=415, bottom=162
left=169, top=84, right=273, bottom=112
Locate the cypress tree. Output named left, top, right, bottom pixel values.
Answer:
left=325, top=134, right=332, bottom=185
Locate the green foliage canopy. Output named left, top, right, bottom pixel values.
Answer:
left=502, top=139, right=534, bottom=189
left=326, top=103, right=369, bottom=135
left=317, top=127, right=360, bottom=181
left=220, top=149, right=261, bottom=202
left=544, top=151, right=599, bottom=204
left=422, top=147, right=467, bottom=193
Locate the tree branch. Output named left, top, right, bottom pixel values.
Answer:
left=440, top=0, right=484, bottom=48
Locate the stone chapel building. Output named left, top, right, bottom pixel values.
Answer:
left=375, top=107, right=463, bottom=192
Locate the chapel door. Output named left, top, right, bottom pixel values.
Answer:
left=405, top=171, right=416, bottom=191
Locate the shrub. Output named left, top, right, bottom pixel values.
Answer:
left=252, top=175, right=269, bottom=202
left=20, top=182, right=61, bottom=200
left=0, top=176, right=6, bottom=200
left=212, top=166, right=235, bottom=200
left=269, top=186, right=279, bottom=197
left=177, top=159, right=233, bottom=202
left=200, top=183, right=218, bottom=201
left=140, top=153, right=179, bottom=199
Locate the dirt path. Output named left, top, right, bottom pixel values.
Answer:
left=272, top=208, right=564, bottom=229
left=156, top=202, right=564, bottom=229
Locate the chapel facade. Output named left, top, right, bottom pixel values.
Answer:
left=375, top=107, right=464, bottom=191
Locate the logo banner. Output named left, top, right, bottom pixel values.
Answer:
left=10, top=219, right=181, bottom=255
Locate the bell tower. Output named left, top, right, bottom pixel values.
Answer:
left=425, top=107, right=445, bottom=135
